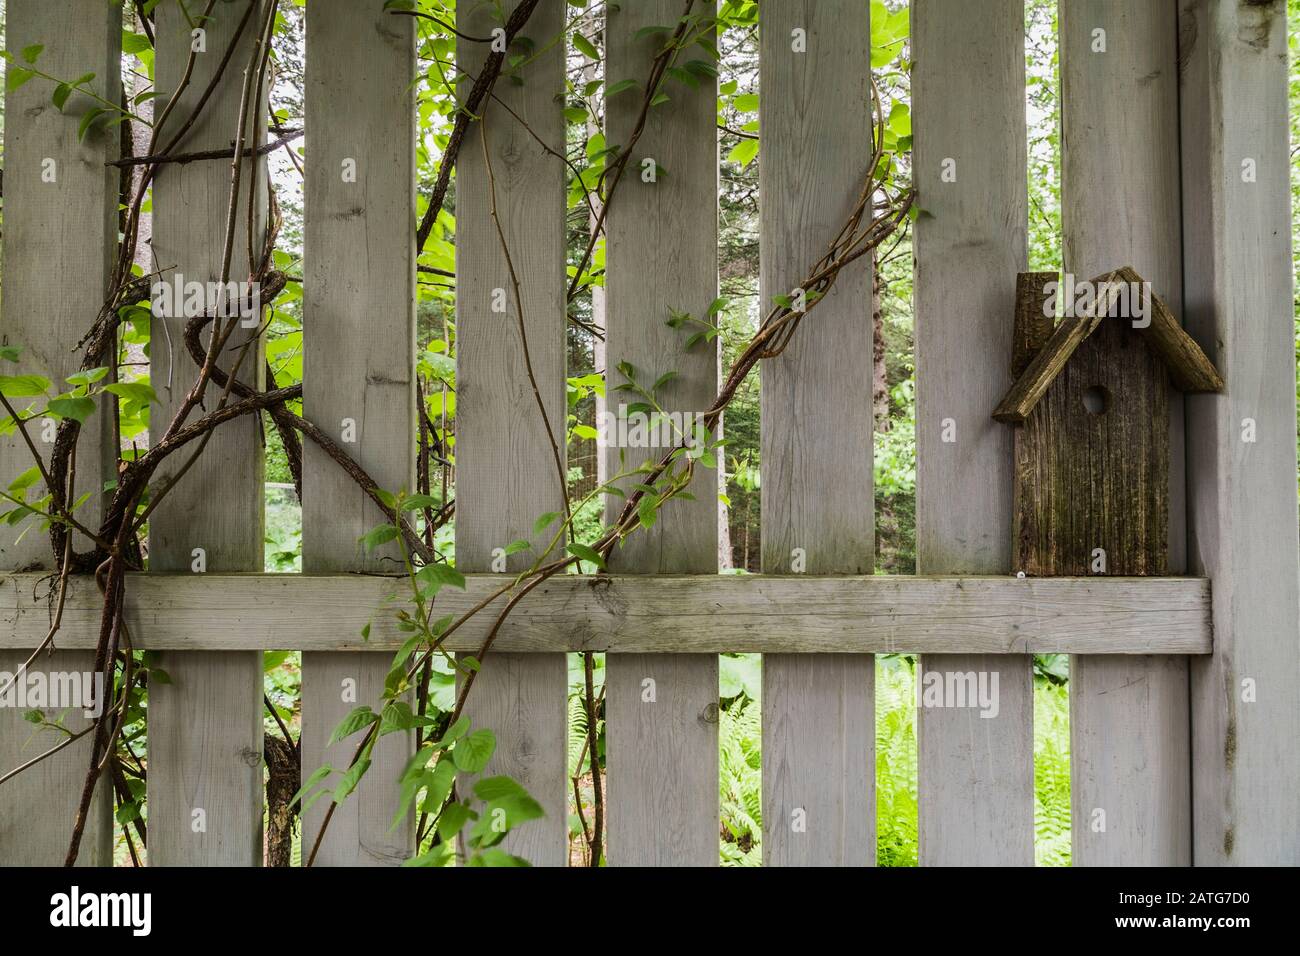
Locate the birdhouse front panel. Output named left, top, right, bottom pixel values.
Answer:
left=1012, top=318, right=1169, bottom=576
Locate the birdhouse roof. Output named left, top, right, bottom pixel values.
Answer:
left=991, top=266, right=1224, bottom=424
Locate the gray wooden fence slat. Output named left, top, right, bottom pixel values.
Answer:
left=147, top=0, right=269, bottom=866
left=1179, top=0, right=1300, bottom=865
left=912, top=0, right=1035, bottom=867
left=759, top=0, right=874, bottom=868
left=0, top=573, right=1215, bottom=654
left=1060, top=0, right=1191, bottom=866
left=603, top=0, right=720, bottom=867
left=453, top=0, right=570, bottom=866
left=299, top=0, right=416, bottom=866
left=0, top=0, right=120, bottom=866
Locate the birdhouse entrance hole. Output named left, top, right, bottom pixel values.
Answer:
left=1082, top=385, right=1110, bottom=416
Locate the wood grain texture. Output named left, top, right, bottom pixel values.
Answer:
left=603, top=0, right=720, bottom=867
left=758, top=0, right=874, bottom=867
left=147, top=0, right=268, bottom=866
left=453, top=0, right=569, bottom=866
left=1012, top=272, right=1057, bottom=377
left=912, top=0, right=1035, bottom=866
left=0, top=573, right=1214, bottom=655
left=1060, top=0, right=1190, bottom=866
left=1110, top=268, right=1223, bottom=393
left=300, top=0, right=415, bottom=866
left=1179, top=0, right=1300, bottom=865
left=1071, top=654, right=1189, bottom=865
left=995, top=272, right=1222, bottom=422
left=0, top=0, right=119, bottom=865
left=1013, top=319, right=1170, bottom=576
left=993, top=311, right=1103, bottom=423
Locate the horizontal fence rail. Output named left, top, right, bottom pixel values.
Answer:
left=0, top=573, right=1213, bottom=655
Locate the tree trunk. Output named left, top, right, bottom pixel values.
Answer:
left=264, top=733, right=299, bottom=867
left=872, top=249, right=889, bottom=432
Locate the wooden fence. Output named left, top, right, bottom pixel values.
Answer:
left=1, top=0, right=1297, bottom=866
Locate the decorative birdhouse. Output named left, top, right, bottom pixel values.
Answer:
left=991, top=267, right=1224, bottom=576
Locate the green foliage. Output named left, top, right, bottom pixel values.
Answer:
left=1034, top=677, right=1071, bottom=866
left=876, top=656, right=918, bottom=866
left=718, top=694, right=762, bottom=866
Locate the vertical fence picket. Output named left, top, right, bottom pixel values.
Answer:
left=1180, top=0, right=1300, bottom=864
left=759, top=0, right=874, bottom=867
left=299, top=0, right=416, bottom=866
left=0, top=0, right=120, bottom=865
left=1060, top=0, right=1191, bottom=866
left=603, top=0, right=720, bottom=866
left=912, top=0, right=1035, bottom=866
left=454, top=0, right=570, bottom=865
left=147, top=0, right=269, bottom=865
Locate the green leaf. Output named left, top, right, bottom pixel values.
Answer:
left=0, top=374, right=51, bottom=397
left=290, top=764, right=335, bottom=810
left=6, top=67, right=35, bottom=92
left=503, top=539, right=531, bottom=556
left=399, top=492, right=441, bottom=513
left=452, top=728, right=496, bottom=773
left=573, top=33, right=599, bottom=60
left=605, top=78, right=638, bottom=98
left=727, top=138, right=759, bottom=168
left=328, top=705, right=378, bottom=745
left=66, top=367, right=109, bottom=388
left=420, top=757, right=457, bottom=815
left=332, top=757, right=371, bottom=803
left=359, top=524, right=398, bottom=552
left=467, top=848, right=530, bottom=867
left=415, top=561, right=466, bottom=595
left=77, top=108, right=107, bottom=143
left=565, top=541, right=606, bottom=570
left=472, top=775, right=530, bottom=802
left=435, top=715, right=470, bottom=748
left=8, top=466, right=41, bottom=495
left=103, top=381, right=158, bottom=404
left=470, top=793, right=545, bottom=848
left=402, top=842, right=454, bottom=867
left=637, top=494, right=659, bottom=529
left=533, top=511, right=561, bottom=536
left=21, top=44, right=44, bottom=64
left=47, top=396, right=96, bottom=424
left=436, top=800, right=476, bottom=841
left=122, top=32, right=153, bottom=56
left=0, top=346, right=22, bottom=363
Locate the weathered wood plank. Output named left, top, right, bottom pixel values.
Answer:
left=1011, top=272, right=1057, bottom=377
left=1179, top=0, right=1300, bottom=865
left=147, top=0, right=269, bottom=866
left=299, top=0, right=416, bottom=866
left=0, top=0, right=120, bottom=865
left=759, top=0, right=874, bottom=868
left=1060, top=0, right=1191, bottom=866
left=1013, top=319, right=1170, bottom=576
left=603, top=0, right=720, bottom=867
left=453, top=0, right=569, bottom=866
left=0, top=573, right=1214, bottom=655
left=1110, top=268, right=1223, bottom=394
left=912, top=0, right=1035, bottom=866
left=994, top=272, right=1222, bottom=423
